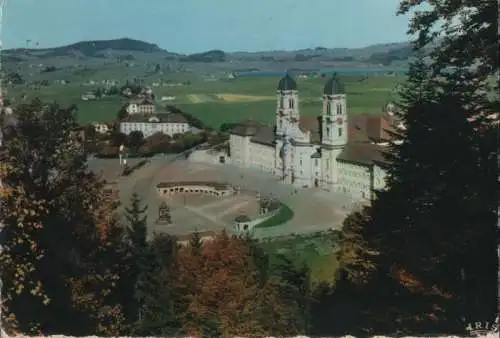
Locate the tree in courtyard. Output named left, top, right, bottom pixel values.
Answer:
left=116, top=104, right=129, bottom=121
left=110, top=131, right=128, bottom=148
left=0, top=99, right=128, bottom=335
left=127, top=130, right=144, bottom=152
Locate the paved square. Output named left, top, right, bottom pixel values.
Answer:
left=88, top=157, right=354, bottom=239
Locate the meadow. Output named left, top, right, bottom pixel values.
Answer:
left=260, top=231, right=340, bottom=285
left=6, top=75, right=405, bottom=128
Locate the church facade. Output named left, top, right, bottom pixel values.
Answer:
left=229, top=74, right=400, bottom=202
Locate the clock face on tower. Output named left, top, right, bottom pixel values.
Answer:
left=336, top=117, right=343, bottom=125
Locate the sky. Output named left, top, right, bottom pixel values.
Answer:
left=2, top=0, right=413, bottom=53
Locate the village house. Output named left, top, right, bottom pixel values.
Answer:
left=125, top=98, right=156, bottom=115
left=92, top=123, right=110, bottom=134
left=120, top=112, right=191, bottom=137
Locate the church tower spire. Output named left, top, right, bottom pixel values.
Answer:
left=276, top=73, right=299, bottom=136
left=321, top=74, right=347, bottom=147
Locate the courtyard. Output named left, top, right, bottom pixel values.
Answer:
left=88, top=156, right=353, bottom=239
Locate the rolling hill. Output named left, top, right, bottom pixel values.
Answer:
left=3, top=37, right=419, bottom=70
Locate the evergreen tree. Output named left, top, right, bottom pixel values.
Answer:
left=242, top=234, right=269, bottom=286
left=336, top=56, right=497, bottom=334
left=189, top=229, right=203, bottom=255
left=122, top=193, right=148, bottom=327
left=271, top=254, right=312, bottom=334
left=398, top=0, right=498, bottom=82
left=125, top=192, right=148, bottom=250
left=133, top=233, right=180, bottom=336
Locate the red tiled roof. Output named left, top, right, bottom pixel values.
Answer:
left=337, top=142, right=389, bottom=166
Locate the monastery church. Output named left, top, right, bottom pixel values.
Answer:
left=229, top=74, right=402, bottom=202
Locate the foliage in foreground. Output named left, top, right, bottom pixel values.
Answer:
left=0, top=100, right=130, bottom=335
left=334, top=1, right=499, bottom=331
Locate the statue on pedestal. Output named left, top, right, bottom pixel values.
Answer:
left=156, top=202, right=172, bottom=225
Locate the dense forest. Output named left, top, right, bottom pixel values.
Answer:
left=0, top=0, right=498, bottom=336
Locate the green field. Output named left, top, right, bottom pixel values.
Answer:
left=260, top=232, right=340, bottom=285
left=6, top=75, right=405, bottom=127
left=255, top=204, right=294, bottom=228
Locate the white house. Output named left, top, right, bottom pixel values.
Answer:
left=125, top=98, right=156, bottom=115
left=120, top=113, right=191, bottom=138
left=229, top=74, right=401, bottom=202
left=92, top=123, right=110, bottom=134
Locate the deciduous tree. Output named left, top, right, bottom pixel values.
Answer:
left=0, top=100, right=128, bottom=335
left=398, top=0, right=498, bottom=81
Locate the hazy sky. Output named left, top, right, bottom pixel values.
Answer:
left=3, top=0, right=412, bottom=53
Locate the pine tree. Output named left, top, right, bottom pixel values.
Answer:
left=125, top=192, right=148, bottom=249
left=123, top=192, right=149, bottom=327
left=271, top=254, right=312, bottom=334
left=133, top=233, right=180, bottom=336
left=189, top=229, right=203, bottom=255
left=336, top=56, right=497, bottom=334
left=242, top=234, right=269, bottom=286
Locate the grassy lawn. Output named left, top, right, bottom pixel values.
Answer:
left=6, top=75, right=405, bottom=127
left=7, top=84, right=126, bottom=124
left=255, top=204, right=294, bottom=228
left=176, top=75, right=404, bottom=129
left=259, top=232, right=341, bottom=285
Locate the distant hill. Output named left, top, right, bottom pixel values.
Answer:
left=5, top=38, right=172, bottom=59
left=1, top=38, right=433, bottom=80
left=180, top=50, right=226, bottom=63
left=4, top=38, right=421, bottom=63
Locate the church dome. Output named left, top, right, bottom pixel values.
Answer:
left=277, top=73, right=297, bottom=91
left=323, top=75, right=345, bottom=95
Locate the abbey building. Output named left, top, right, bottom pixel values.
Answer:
left=229, top=74, right=402, bottom=202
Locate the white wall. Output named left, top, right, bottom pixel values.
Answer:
left=290, top=145, right=314, bottom=187
left=188, top=150, right=228, bottom=165
left=126, top=103, right=138, bottom=114
left=248, top=142, right=274, bottom=173
left=321, top=148, right=342, bottom=189
left=337, top=161, right=372, bottom=200
left=373, top=164, right=388, bottom=191
left=229, top=134, right=250, bottom=166
left=120, top=122, right=189, bottom=137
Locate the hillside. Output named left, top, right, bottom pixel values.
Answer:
left=4, top=38, right=172, bottom=59
left=3, top=38, right=419, bottom=67
left=0, top=38, right=422, bottom=87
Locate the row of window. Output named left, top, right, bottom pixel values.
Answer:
left=326, top=103, right=343, bottom=115
left=339, top=168, right=369, bottom=178
left=279, top=97, right=296, bottom=109
left=325, top=127, right=343, bottom=138
left=341, top=179, right=369, bottom=190
left=121, top=122, right=188, bottom=130
left=297, top=158, right=331, bottom=170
